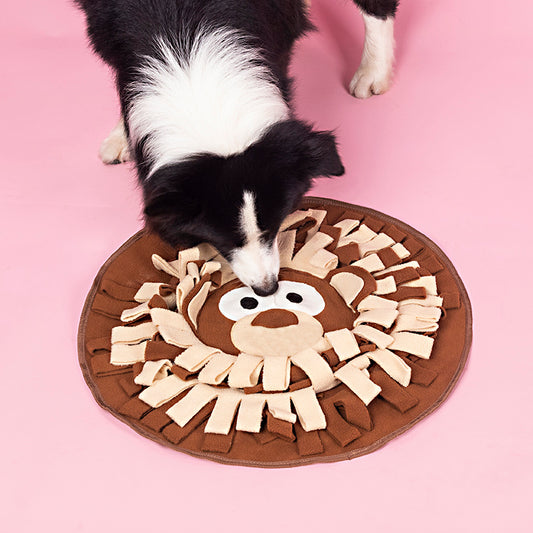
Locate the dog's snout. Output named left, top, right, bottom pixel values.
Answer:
left=251, top=309, right=298, bottom=328
left=252, top=278, right=279, bottom=297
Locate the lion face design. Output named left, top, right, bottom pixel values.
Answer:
left=109, top=207, right=444, bottom=438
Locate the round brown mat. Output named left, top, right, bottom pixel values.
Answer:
left=78, top=197, right=472, bottom=467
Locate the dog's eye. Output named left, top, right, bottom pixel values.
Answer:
left=219, top=287, right=273, bottom=321
left=240, top=297, right=258, bottom=309
left=275, top=281, right=325, bottom=316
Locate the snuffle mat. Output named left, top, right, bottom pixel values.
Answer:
left=78, top=197, right=472, bottom=467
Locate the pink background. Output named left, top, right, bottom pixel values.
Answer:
left=1, top=1, right=532, bottom=531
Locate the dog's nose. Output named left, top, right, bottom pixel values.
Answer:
left=251, top=309, right=298, bottom=328
left=251, top=278, right=279, bottom=297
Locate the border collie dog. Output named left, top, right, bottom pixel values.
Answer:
left=76, top=0, right=398, bottom=296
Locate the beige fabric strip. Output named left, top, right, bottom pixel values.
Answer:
left=334, top=361, right=382, bottom=405
left=291, top=348, right=337, bottom=392
left=165, top=383, right=218, bottom=426
left=278, top=229, right=297, bottom=267
left=121, top=302, right=150, bottom=322
left=330, top=272, right=364, bottom=305
left=174, top=344, right=219, bottom=372
left=389, top=332, right=435, bottom=359
left=186, top=281, right=211, bottom=329
left=338, top=223, right=376, bottom=246
left=134, top=360, right=172, bottom=386
left=139, top=374, right=197, bottom=408
left=152, top=254, right=181, bottom=279
left=177, top=247, right=201, bottom=280
left=313, top=336, right=333, bottom=353
left=227, top=353, right=264, bottom=389
left=358, top=233, right=396, bottom=257
left=399, top=304, right=442, bottom=321
left=354, top=308, right=399, bottom=329
left=374, top=276, right=397, bottom=295
left=236, top=394, right=266, bottom=433
left=325, top=328, right=360, bottom=361
left=200, top=260, right=221, bottom=277
left=368, top=349, right=412, bottom=387
left=357, top=294, right=399, bottom=311
left=309, top=248, right=338, bottom=270
left=391, top=242, right=410, bottom=260
left=262, top=356, right=291, bottom=392
left=111, top=322, right=157, bottom=344
left=290, top=387, right=327, bottom=431
left=379, top=260, right=420, bottom=276
left=197, top=353, right=238, bottom=385
left=266, top=393, right=297, bottom=423
left=176, top=275, right=195, bottom=313
left=304, top=209, right=328, bottom=240
left=353, top=324, right=394, bottom=350
left=291, top=232, right=335, bottom=278
left=150, top=308, right=198, bottom=348
left=279, top=210, right=311, bottom=232
left=204, top=390, right=242, bottom=434
left=110, top=341, right=147, bottom=365
left=186, top=262, right=200, bottom=282
left=333, top=218, right=360, bottom=237
left=352, top=253, right=385, bottom=273
left=398, top=296, right=443, bottom=308
left=394, top=315, right=439, bottom=333
left=134, top=282, right=166, bottom=303
left=402, top=276, right=438, bottom=295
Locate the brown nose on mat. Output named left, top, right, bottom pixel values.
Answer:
left=251, top=309, right=299, bottom=328
left=78, top=196, right=472, bottom=468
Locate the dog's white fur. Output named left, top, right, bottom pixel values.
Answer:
left=124, top=29, right=289, bottom=177
left=350, top=13, right=395, bottom=99
left=231, top=191, right=280, bottom=292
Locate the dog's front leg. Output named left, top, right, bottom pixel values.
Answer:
left=349, top=1, right=398, bottom=99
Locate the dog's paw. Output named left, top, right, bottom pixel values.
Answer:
left=99, top=129, right=131, bottom=165
left=349, top=64, right=392, bottom=99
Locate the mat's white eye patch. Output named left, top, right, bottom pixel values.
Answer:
left=219, top=286, right=275, bottom=321
left=219, top=281, right=325, bottom=321
left=274, top=281, right=325, bottom=316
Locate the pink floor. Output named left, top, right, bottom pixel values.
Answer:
left=2, top=1, right=531, bottom=531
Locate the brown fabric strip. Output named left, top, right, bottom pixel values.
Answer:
left=322, top=400, right=361, bottom=447
left=266, top=412, right=296, bottom=442
left=86, top=336, right=111, bottom=356
left=442, top=292, right=461, bottom=309
left=201, top=427, right=236, bottom=454
left=399, top=356, right=438, bottom=387
left=119, top=377, right=143, bottom=397
left=377, top=247, right=402, bottom=268
left=334, top=243, right=360, bottom=265
left=370, top=368, right=419, bottom=413
left=384, top=286, right=426, bottom=302
left=294, top=423, right=324, bottom=456
left=118, top=397, right=152, bottom=419
left=162, top=401, right=215, bottom=444
left=100, top=279, right=139, bottom=302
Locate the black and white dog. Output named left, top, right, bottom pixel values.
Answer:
left=76, top=0, right=398, bottom=296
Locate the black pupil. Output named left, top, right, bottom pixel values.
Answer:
left=286, top=292, right=303, bottom=303
left=240, top=297, right=258, bottom=309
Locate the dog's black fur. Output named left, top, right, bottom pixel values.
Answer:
left=75, top=0, right=397, bottom=288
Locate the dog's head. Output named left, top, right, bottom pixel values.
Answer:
left=143, top=119, right=344, bottom=295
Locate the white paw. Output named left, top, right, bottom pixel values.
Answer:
left=99, top=131, right=131, bottom=165
left=349, top=65, right=392, bottom=99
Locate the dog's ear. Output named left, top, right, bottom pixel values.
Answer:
left=303, top=128, right=345, bottom=178
left=256, top=119, right=344, bottom=179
